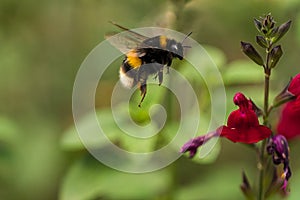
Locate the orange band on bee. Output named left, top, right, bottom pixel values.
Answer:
left=159, top=35, right=167, bottom=49
left=126, top=49, right=142, bottom=68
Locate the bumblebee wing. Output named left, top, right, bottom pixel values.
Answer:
left=105, top=32, right=145, bottom=54
left=105, top=22, right=150, bottom=54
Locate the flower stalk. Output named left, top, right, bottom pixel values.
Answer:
left=181, top=14, right=293, bottom=199
left=258, top=38, right=272, bottom=200
left=258, top=67, right=270, bottom=200
left=241, top=14, right=292, bottom=200
left=246, top=14, right=291, bottom=200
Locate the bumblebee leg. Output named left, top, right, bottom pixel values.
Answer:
left=152, top=63, right=164, bottom=84
left=166, top=59, right=172, bottom=74
left=166, top=65, right=170, bottom=74
left=136, top=67, right=148, bottom=107
left=158, top=69, right=163, bottom=86
left=138, top=81, right=147, bottom=107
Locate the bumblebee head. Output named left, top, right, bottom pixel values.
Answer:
left=168, top=32, right=192, bottom=60
left=168, top=40, right=184, bottom=60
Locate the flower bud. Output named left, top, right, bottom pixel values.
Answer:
left=268, top=45, right=283, bottom=68
left=267, top=135, right=292, bottom=193
left=241, top=41, right=264, bottom=66
left=240, top=171, right=255, bottom=199
left=260, top=14, right=276, bottom=35
left=254, top=18, right=262, bottom=32
left=269, top=26, right=279, bottom=38
left=263, top=14, right=275, bottom=29
left=256, top=35, right=268, bottom=48
left=272, top=20, right=292, bottom=44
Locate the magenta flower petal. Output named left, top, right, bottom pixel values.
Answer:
left=277, top=73, right=300, bottom=140
left=277, top=98, right=300, bottom=139
left=218, top=125, right=271, bottom=143
left=288, top=73, right=300, bottom=96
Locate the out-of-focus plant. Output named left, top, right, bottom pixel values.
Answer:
left=181, top=14, right=296, bottom=200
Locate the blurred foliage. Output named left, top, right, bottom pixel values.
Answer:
left=1, top=0, right=300, bottom=199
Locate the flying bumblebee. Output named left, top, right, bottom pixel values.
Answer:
left=106, top=21, right=191, bottom=107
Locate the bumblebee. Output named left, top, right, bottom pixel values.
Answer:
left=107, top=22, right=191, bottom=107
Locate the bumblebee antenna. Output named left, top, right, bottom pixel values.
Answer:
left=181, top=31, right=192, bottom=44
left=108, top=21, right=147, bottom=40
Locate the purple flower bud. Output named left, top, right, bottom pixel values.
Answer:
left=180, top=136, right=204, bottom=158
left=180, top=132, right=218, bottom=158
left=267, top=135, right=292, bottom=193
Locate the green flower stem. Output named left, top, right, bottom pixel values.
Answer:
left=263, top=68, right=271, bottom=124
left=258, top=44, right=272, bottom=200
left=258, top=141, right=266, bottom=200
left=267, top=105, right=274, bottom=117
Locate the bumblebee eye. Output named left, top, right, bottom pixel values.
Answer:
left=171, top=44, right=178, bottom=51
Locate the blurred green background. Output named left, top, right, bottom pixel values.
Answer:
left=1, top=0, right=300, bottom=199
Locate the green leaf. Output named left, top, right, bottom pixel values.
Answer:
left=130, top=76, right=167, bottom=109
left=0, top=116, right=19, bottom=185
left=174, top=165, right=245, bottom=200
left=223, top=60, right=265, bottom=85
left=203, top=45, right=227, bottom=68
left=61, top=105, right=162, bottom=153
left=60, top=126, right=84, bottom=151
left=59, top=155, right=171, bottom=200
left=60, top=109, right=121, bottom=151
left=59, top=155, right=108, bottom=200
left=178, top=59, right=203, bottom=83
left=0, top=116, right=19, bottom=143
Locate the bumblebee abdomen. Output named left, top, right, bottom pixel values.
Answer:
left=119, top=62, right=137, bottom=88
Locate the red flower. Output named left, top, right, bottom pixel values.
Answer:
left=218, top=92, right=271, bottom=143
left=288, top=73, right=300, bottom=96
left=277, top=73, right=300, bottom=140
left=181, top=92, right=271, bottom=157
